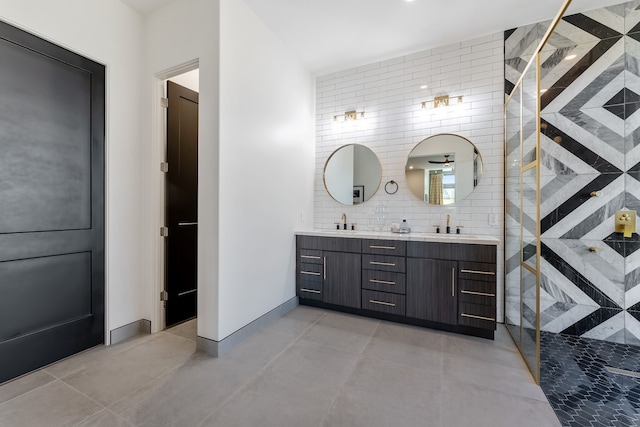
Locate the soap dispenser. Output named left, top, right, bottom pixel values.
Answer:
left=400, top=219, right=411, bottom=233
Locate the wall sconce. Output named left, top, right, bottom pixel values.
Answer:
left=334, top=110, right=365, bottom=122
left=421, top=95, right=463, bottom=109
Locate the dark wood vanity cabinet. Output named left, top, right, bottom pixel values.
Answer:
left=457, top=261, right=497, bottom=329
left=323, top=251, right=361, bottom=308
left=297, top=234, right=497, bottom=339
left=406, top=258, right=457, bottom=324
left=406, top=241, right=497, bottom=331
left=296, top=236, right=361, bottom=309
left=361, top=239, right=406, bottom=316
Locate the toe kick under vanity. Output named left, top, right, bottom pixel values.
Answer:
left=295, top=230, right=500, bottom=339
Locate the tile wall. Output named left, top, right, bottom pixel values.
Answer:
left=314, top=34, right=505, bottom=320
left=505, top=0, right=640, bottom=344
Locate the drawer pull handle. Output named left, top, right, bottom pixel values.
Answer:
left=300, top=288, right=321, bottom=294
left=369, top=299, right=396, bottom=307
left=370, top=279, right=395, bottom=285
left=370, top=261, right=396, bottom=267
left=301, top=271, right=321, bottom=276
left=461, top=290, right=495, bottom=297
left=370, top=245, right=396, bottom=250
left=301, top=255, right=321, bottom=260
left=460, top=269, right=495, bottom=276
left=461, top=313, right=495, bottom=322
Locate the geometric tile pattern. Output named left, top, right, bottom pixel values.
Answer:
left=540, top=331, right=640, bottom=426
left=506, top=0, right=640, bottom=346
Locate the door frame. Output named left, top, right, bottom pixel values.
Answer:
left=150, top=59, right=199, bottom=334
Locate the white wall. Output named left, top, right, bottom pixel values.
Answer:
left=0, top=0, right=147, bottom=339
left=218, top=0, right=314, bottom=340
left=143, top=0, right=220, bottom=340
left=169, top=69, right=199, bottom=93
left=315, top=34, right=506, bottom=321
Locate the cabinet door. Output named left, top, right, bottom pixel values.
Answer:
left=406, top=258, right=457, bottom=324
left=323, top=252, right=361, bottom=308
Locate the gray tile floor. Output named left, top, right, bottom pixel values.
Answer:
left=0, top=306, right=561, bottom=427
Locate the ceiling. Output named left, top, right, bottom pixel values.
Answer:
left=122, top=0, right=626, bottom=74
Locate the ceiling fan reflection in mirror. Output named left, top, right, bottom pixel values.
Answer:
left=428, top=154, right=454, bottom=166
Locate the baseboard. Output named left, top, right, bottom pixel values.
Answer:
left=110, top=319, right=151, bottom=345
left=196, top=297, right=298, bottom=357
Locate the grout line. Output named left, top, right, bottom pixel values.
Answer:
left=102, top=333, right=199, bottom=419
left=105, top=358, right=186, bottom=417
left=57, top=380, right=107, bottom=411
left=42, top=333, right=158, bottom=382
left=319, top=319, right=381, bottom=426
left=70, top=407, right=135, bottom=427
left=196, top=309, right=329, bottom=427
left=0, top=373, right=58, bottom=408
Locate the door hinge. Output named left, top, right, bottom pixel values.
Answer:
left=160, top=97, right=169, bottom=108
left=160, top=162, right=169, bottom=173
left=160, top=290, right=169, bottom=301
left=160, top=226, right=169, bottom=237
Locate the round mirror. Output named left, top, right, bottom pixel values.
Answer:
left=405, top=134, right=482, bottom=205
left=324, top=144, right=382, bottom=205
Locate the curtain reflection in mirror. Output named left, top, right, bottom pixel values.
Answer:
left=428, top=173, right=443, bottom=205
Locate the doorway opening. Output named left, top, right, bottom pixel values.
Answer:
left=151, top=62, right=199, bottom=335
left=165, top=75, right=199, bottom=328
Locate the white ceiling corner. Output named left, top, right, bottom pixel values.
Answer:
left=121, top=0, right=628, bottom=75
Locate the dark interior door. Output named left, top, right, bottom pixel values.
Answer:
left=165, top=81, right=198, bottom=327
left=0, top=21, right=105, bottom=384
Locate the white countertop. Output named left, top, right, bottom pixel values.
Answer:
left=295, top=229, right=500, bottom=245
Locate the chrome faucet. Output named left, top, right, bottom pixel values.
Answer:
left=446, top=214, right=451, bottom=234
left=341, top=213, right=347, bottom=230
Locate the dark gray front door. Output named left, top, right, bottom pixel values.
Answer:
left=165, top=81, right=198, bottom=327
left=0, top=21, right=105, bottom=384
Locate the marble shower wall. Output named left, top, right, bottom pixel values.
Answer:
left=505, top=0, right=640, bottom=345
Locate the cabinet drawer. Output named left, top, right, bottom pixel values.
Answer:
left=298, top=284, right=322, bottom=301
left=362, top=290, right=406, bottom=316
left=362, top=254, right=405, bottom=273
left=297, top=235, right=360, bottom=253
left=458, top=302, right=496, bottom=330
left=361, top=239, right=406, bottom=256
left=458, top=280, right=496, bottom=306
left=299, top=249, right=323, bottom=264
left=298, top=262, right=322, bottom=282
left=362, top=270, right=406, bottom=294
left=458, top=261, right=496, bottom=282
left=407, top=242, right=496, bottom=263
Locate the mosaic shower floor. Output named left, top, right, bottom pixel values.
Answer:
left=540, top=332, right=640, bottom=426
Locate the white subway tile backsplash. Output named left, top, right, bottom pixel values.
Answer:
left=314, top=32, right=505, bottom=320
